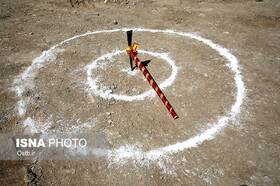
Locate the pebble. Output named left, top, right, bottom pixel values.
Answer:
left=109, top=101, right=115, bottom=105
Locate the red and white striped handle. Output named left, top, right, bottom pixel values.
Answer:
left=130, top=51, right=178, bottom=119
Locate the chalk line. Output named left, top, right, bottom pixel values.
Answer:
left=11, top=28, right=245, bottom=168
left=86, top=50, right=177, bottom=101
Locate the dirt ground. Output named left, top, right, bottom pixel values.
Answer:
left=0, top=0, right=279, bottom=185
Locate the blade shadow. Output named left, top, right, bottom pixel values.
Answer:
left=132, top=60, right=151, bottom=71
left=142, top=60, right=151, bottom=67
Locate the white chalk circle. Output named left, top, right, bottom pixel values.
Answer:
left=86, top=50, right=177, bottom=101
left=12, top=28, right=245, bottom=165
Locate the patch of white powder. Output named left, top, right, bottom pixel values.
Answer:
left=23, top=117, right=38, bottom=134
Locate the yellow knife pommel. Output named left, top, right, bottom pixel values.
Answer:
left=126, top=43, right=139, bottom=56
